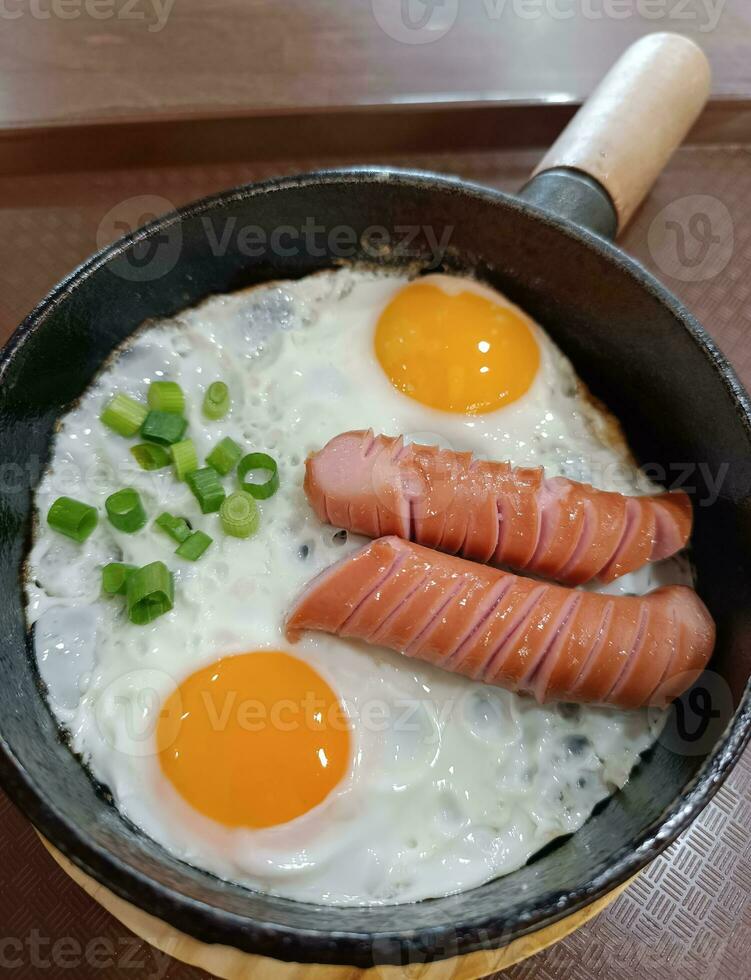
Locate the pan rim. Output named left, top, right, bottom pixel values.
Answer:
left=1, top=166, right=750, bottom=967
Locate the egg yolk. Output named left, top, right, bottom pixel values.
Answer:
left=374, top=282, right=540, bottom=414
left=157, top=651, right=350, bottom=829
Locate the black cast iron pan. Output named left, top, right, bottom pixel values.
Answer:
left=1, top=33, right=750, bottom=969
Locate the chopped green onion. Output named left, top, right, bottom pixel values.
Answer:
left=101, top=393, right=147, bottom=437
left=171, top=439, right=198, bottom=481
left=130, top=443, right=171, bottom=471
left=102, top=562, right=136, bottom=596
left=237, top=452, right=280, bottom=500
left=47, top=496, right=98, bottom=543
left=176, top=530, right=213, bottom=561
left=141, top=410, right=187, bottom=446
left=105, top=488, right=147, bottom=533
left=202, top=381, right=230, bottom=420
left=147, top=381, right=185, bottom=414
left=126, top=561, right=174, bottom=625
left=206, top=436, right=243, bottom=476
left=220, top=491, right=260, bottom=539
left=155, top=512, right=192, bottom=543
left=186, top=467, right=226, bottom=514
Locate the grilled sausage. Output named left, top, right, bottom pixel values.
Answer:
left=286, top=537, right=714, bottom=709
left=304, top=431, right=692, bottom=586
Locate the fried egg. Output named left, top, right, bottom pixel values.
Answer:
left=26, top=269, right=689, bottom=905
left=375, top=279, right=541, bottom=413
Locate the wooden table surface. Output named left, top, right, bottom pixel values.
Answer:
left=1, top=0, right=751, bottom=133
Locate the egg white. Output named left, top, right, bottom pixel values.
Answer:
left=26, top=269, right=688, bottom=905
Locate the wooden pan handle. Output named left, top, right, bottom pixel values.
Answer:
left=532, top=33, right=711, bottom=231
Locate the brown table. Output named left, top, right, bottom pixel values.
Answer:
left=2, top=0, right=751, bottom=129
left=1, top=4, right=751, bottom=978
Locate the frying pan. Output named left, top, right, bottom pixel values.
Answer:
left=1, top=33, right=750, bottom=969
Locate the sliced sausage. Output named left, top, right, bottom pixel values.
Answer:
left=304, top=430, right=692, bottom=585
left=286, top=537, right=714, bottom=709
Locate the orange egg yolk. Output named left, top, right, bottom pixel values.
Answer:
left=157, top=651, right=350, bottom=829
left=374, top=282, right=540, bottom=414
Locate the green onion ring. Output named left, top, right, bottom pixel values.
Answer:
left=102, top=562, right=136, bottom=596
left=126, top=561, right=174, bottom=625
left=147, top=381, right=185, bottom=414
left=175, top=530, right=213, bottom=561
left=130, top=443, right=171, bottom=471
left=101, top=394, right=147, bottom=438
left=47, top=496, right=98, bottom=543
left=202, top=381, right=230, bottom=420
left=237, top=452, right=279, bottom=500
left=220, top=491, right=260, bottom=538
left=105, top=488, right=147, bottom=533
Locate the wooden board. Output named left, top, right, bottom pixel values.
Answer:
left=41, top=837, right=633, bottom=980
